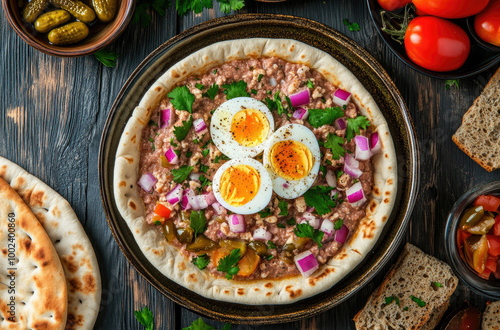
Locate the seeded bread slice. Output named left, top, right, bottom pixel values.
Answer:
left=482, top=300, right=500, bottom=330
left=353, top=243, right=458, bottom=330
left=452, top=67, right=500, bottom=172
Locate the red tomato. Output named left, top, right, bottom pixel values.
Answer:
left=474, top=195, right=500, bottom=212
left=488, top=235, right=500, bottom=256
left=413, top=0, right=490, bottom=19
left=479, top=268, right=492, bottom=279
left=404, top=17, right=470, bottom=72
left=494, top=215, right=500, bottom=236
left=486, top=257, right=498, bottom=272
left=457, top=229, right=472, bottom=249
left=377, top=0, right=411, bottom=11
left=154, top=203, right=172, bottom=218
left=475, top=0, right=500, bottom=46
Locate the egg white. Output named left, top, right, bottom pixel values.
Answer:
left=212, top=158, right=273, bottom=215
left=263, top=124, right=321, bottom=199
left=210, top=97, right=275, bottom=159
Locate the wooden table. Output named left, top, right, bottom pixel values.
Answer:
left=1, top=0, right=499, bottom=328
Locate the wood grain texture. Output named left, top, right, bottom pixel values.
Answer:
left=1, top=0, right=500, bottom=329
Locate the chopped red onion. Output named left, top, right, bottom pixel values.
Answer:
left=320, top=219, right=334, bottom=236
left=189, top=194, right=209, bottom=210
left=346, top=182, right=367, bottom=207
left=300, top=212, right=320, bottom=229
left=283, top=183, right=289, bottom=188
left=292, top=107, right=309, bottom=120
left=355, top=135, right=372, bottom=161
left=294, top=251, right=319, bottom=277
left=269, top=77, right=277, bottom=87
left=204, top=192, right=216, bottom=205
left=344, top=154, right=362, bottom=179
left=166, top=184, right=183, bottom=205
left=165, top=147, right=179, bottom=165
left=189, top=172, right=200, bottom=181
left=335, top=118, right=347, bottom=130
left=253, top=228, right=272, bottom=241
left=160, top=108, right=173, bottom=128
left=228, top=214, right=245, bottom=233
left=334, top=225, right=349, bottom=244
left=181, top=190, right=193, bottom=210
left=306, top=207, right=315, bottom=213
left=138, top=173, right=157, bottom=193
left=333, top=89, right=351, bottom=107
left=193, top=118, right=207, bottom=133
left=212, top=202, right=225, bottom=215
left=370, top=132, right=382, bottom=154
left=289, top=90, right=310, bottom=107
left=325, top=170, right=337, bottom=187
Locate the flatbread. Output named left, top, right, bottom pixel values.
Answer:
left=113, top=38, right=398, bottom=304
left=0, top=157, right=101, bottom=330
left=0, top=177, right=67, bottom=329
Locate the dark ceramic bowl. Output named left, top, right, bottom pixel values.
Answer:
left=2, top=0, right=134, bottom=57
left=99, top=14, right=420, bottom=324
left=366, top=0, right=500, bottom=79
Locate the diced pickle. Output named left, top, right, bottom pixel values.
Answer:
left=186, top=235, right=218, bottom=252
left=459, top=205, right=484, bottom=230
left=464, top=235, right=489, bottom=273
left=248, top=241, right=268, bottom=256
left=215, top=216, right=225, bottom=223
left=282, top=243, right=295, bottom=251
left=280, top=251, right=294, bottom=265
left=180, top=211, right=190, bottom=222
left=294, top=237, right=311, bottom=250
left=220, top=239, right=247, bottom=256
left=162, top=221, right=176, bottom=243
left=466, top=216, right=496, bottom=235
left=176, top=227, right=194, bottom=244
left=159, top=155, right=169, bottom=168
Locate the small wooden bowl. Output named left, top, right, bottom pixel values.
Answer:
left=2, top=0, right=134, bottom=57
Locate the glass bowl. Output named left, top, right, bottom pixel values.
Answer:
left=445, top=181, right=500, bottom=299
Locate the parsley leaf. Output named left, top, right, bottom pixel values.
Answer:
left=278, top=200, right=288, bottom=216
left=294, top=223, right=324, bottom=248
left=334, top=219, right=343, bottom=230
left=152, top=0, right=170, bottom=15
left=182, top=318, right=216, bottom=330
left=258, top=74, right=264, bottom=82
left=197, top=175, right=212, bottom=193
left=445, top=79, right=459, bottom=90
left=94, top=49, right=119, bottom=67
left=303, top=186, right=336, bottom=216
left=305, top=79, right=314, bottom=88
left=346, top=116, right=370, bottom=142
left=173, top=115, right=193, bottom=142
left=324, top=133, right=345, bottom=160
left=343, top=18, right=361, bottom=32
left=195, top=83, right=205, bottom=90
left=287, top=217, right=296, bottom=226
left=385, top=296, right=400, bottom=306
left=176, top=0, right=212, bottom=15
left=267, top=240, right=276, bottom=249
left=258, top=208, right=272, bottom=218
left=202, top=83, right=219, bottom=100
left=132, top=2, right=152, bottom=27
left=265, top=92, right=285, bottom=116
left=221, top=323, right=232, bottom=330
left=200, top=164, right=209, bottom=173
left=171, top=165, right=193, bottom=183
left=410, top=295, right=426, bottom=307
left=222, top=80, right=250, bottom=99
left=217, top=0, right=245, bottom=13
left=308, top=107, right=344, bottom=128
left=134, top=306, right=154, bottom=330
left=168, top=86, right=195, bottom=113
left=202, top=149, right=210, bottom=157
left=217, top=248, right=241, bottom=280
left=192, top=254, right=210, bottom=270
left=432, top=281, right=443, bottom=288
left=190, top=210, right=207, bottom=237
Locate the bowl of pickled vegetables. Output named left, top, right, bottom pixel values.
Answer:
left=445, top=181, right=500, bottom=298
left=2, top=0, right=134, bottom=56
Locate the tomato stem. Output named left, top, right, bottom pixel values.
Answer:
left=380, top=4, right=415, bottom=45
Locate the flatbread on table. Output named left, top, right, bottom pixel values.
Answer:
left=0, top=157, right=101, bottom=330
left=0, top=177, right=67, bottom=329
left=114, top=38, right=398, bottom=304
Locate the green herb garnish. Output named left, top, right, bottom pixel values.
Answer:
left=258, top=74, right=264, bottom=82
left=346, top=116, right=370, bottom=142
left=334, top=219, right=343, bottom=230
left=267, top=240, right=276, bottom=249
left=305, top=79, right=314, bottom=88
left=308, top=107, right=344, bottom=128
left=217, top=248, right=241, bottom=280
left=445, top=79, right=459, bottom=90
left=294, top=223, right=324, bottom=248
left=277, top=223, right=285, bottom=229
left=258, top=208, right=272, bottom=218
left=195, top=83, right=205, bottom=90
left=343, top=18, right=361, bottom=32
left=168, top=85, right=195, bottom=113
left=324, top=133, right=345, bottom=160
left=410, top=295, right=426, bottom=307
left=287, top=217, right=297, bottom=226
left=202, top=83, right=219, bottom=100
left=190, top=210, right=207, bottom=237
left=303, top=186, right=336, bottom=215
left=134, top=306, right=154, bottom=330
left=173, top=115, right=193, bottom=142
left=171, top=165, right=194, bottom=183
left=94, top=49, right=119, bottom=67
left=222, top=80, right=250, bottom=99
left=278, top=200, right=288, bottom=216
left=192, top=254, right=210, bottom=270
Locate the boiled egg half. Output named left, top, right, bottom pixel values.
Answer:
left=212, top=158, right=273, bottom=215
left=210, top=97, right=275, bottom=159
left=263, top=124, right=321, bottom=199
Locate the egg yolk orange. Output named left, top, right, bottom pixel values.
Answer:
left=230, top=109, right=269, bottom=147
left=269, top=140, right=313, bottom=180
left=220, top=165, right=261, bottom=206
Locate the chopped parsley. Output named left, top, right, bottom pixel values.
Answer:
left=343, top=18, right=361, bottom=32
left=267, top=240, right=276, bottom=249
left=173, top=115, right=193, bottom=142
left=410, top=295, right=426, bottom=307
left=258, top=208, right=272, bottom=218
left=266, top=255, right=274, bottom=260
left=222, top=80, right=250, bottom=99
left=213, top=69, right=218, bottom=74
left=217, top=248, right=241, bottom=280
left=258, top=74, right=264, bottom=82
left=149, top=137, right=155, bottom=151
left=186, top=150, right=193, bottom=158
left=319, top=164, right=327, bottom=178
left=334, top=219, right=343, bottom=230
left=305, top=79, right=314, bottom=88
left=190, top=210, right=207, bottom=237
left=445, top=79, right=459, bottom=90
left=277, top=223, right=286, bottom=229
left=167, top=86, right=195, bottom=113
left=346, top=116, right=370, bottom=142
left=200, top=164, right=209, bottom=173
left=170, top=138, right=178, bottom=147
left=195, top=83, right=205, bottom=90
left=308, top=107, right=344, bottom=128
left=324, top=133, right=345, bottom=160
left=385, top=296, right=400, bottom=306
left=403, top=306, right=409, bottom=311
left=214, top=154, right=230, bottom=163
left=153, top=220, right=161, bottom=226
left=202, top=83, right=219, bottom=100
left=134, top=306, right=154, bottom=330
left=148, top=119, right=158, bottom=126
left=432, top=281, right=443, bottom=288
left=278, top=200, right=288, bottom=216
left=171, top=165, right=194, bottom=183
left=94, top=49, right=119, bottom=67
left=192, top=254, right=210, bottom=270
left=251, top=89, right=258, bottom=95
left=303, top=186, right=336, bottom=215
left=286, top=217, right=297, bottom=226
left=336, top=170, right=344, bottom=179
left=197, top=175, right=212, bottom=193
left=202, top=149, right=210, bottom=157
left=285, top=95, right=294, bottom=115
left=294, top=223, right=324, bottom=248
left=265, top=92, right=285, bottom=116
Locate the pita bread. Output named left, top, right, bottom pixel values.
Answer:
left=0, top=177, right=67, bottom=329
left=113, top=38, right=398, bottom=304
left=0, top=157, right=101, bottom=330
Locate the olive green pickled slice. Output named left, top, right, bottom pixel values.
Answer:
left=186, top=235, right=219, bottom=252
left=176, top=227, right=194, bottom=244
left=282, top=243, right=295, bottom=251
left=280, top=250, right=294, bottom=264
left=179, top=211, right=190, bottom=222
left=92, top=0, right=117, bottom=22
left=49, top=0, right=96, bottom=23
left=159, top=155, right=169, bottom=168
left=248, top=241, right=268, bottom=256
left=459, top=205, right=484, bottom=230
left=220, top=239, right=247, bottom=256
left=466, top=216, right=496, bottom=235
left=162, top=221, right=176, bottom=243
left=294, top=237, right=311, bottom=250
left=34, top=10, right=71, bottom=33
left=48, top=22, right=89, bottom=45
left=23, top=0, right=49, bottom=23
left=473, top=235, right=489, bottom=273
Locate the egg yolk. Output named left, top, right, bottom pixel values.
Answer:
left=269, top=140, right=313, bottom=180
left=220, top=165, right=261, bottom=206
left=230, top=108, right=270, bottom=147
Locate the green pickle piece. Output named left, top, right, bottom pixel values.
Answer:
left=34, top=10, right=71, bottom=33
left=162, top=221, right=176, bottom=243
left=185, top=235, right=218, bottom=252
left=466, top=216, right=496, bottom=235
left=459, top=205, right=484, bottom=230
left=92, top=0, right=117, bottom=22
left=49, top=0, right=96, bottom=23
left=220, top=239, right=247, bottom=256
left=248, top=240, right=269, bottom=256
left=48, top=22, right=89, bottom=45
left=176, top=227, right=194, bottom=244
left=23, top=0, right=50, bottom=23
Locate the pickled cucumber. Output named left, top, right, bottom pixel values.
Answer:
left=23, top=0, right=49, bottom=23
left=48, top=22, right=89, bottom=45
left=34, top=10, right=71, bottom=33
left=49, top=0, right=96, bottom=23
left=92, top=0, right=116, bottom=22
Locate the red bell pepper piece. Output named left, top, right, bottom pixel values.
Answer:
left=487, top=235, right=500, bottom=257
left=474, top=195, right=500, bottom=212
left=154, top=203, right=172, bottom=218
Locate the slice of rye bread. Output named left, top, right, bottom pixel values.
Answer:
left=482, top=300, right=500, bottom=330
left=354, top=243, right=458, bottom=330
left=452, top=67, right=500, bottom=172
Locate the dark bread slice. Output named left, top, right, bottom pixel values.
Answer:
left=482, top=300, right=500, bottom=330
left=354, top=243, right=458, bottom=329
left=452, top=67, right=500, bottom=172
